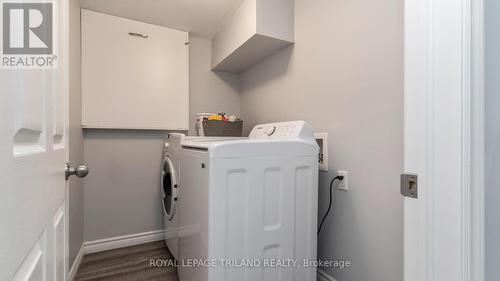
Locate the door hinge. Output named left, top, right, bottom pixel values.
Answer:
left=401, top=173, right=418, bottom=199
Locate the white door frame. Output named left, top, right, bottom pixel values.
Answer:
left=404, top=0, right=485, bottom=280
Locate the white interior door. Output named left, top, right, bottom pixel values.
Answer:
left=404, top=0, right=484, bottom=280
left=0, top=0, right=69, bottom=280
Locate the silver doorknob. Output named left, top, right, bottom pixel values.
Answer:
left=65, top=163, right=89, bottom=180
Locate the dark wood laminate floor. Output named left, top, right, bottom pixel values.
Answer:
left=74, top=241, right=179, bottom=281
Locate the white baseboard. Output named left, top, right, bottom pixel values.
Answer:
left=84, top=229, right=165, bottom=254
left=67, top=230, right=165, bottom=280
left=68, top=244, right=84, bottom=281
left=317, top=269, right=338, bottom=281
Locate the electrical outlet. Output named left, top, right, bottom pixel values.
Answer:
left=338, top=170, right=349, bottom=191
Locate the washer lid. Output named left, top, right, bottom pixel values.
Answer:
left=182, top=137, right=246, bottom=150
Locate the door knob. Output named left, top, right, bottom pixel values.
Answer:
left=65, top=163, right=89, bottom=180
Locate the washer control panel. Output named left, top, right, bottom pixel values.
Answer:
left=264, top=126, right=277, bottom=136
left=249, top=121, right=314, bottom=141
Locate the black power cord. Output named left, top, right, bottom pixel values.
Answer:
left=317, top=175, right=344, bottom=236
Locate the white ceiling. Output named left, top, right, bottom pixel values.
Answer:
left=79, top=0, right=243, bottom=38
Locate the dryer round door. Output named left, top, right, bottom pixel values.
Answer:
left=161, top=156, right=178, bottom=221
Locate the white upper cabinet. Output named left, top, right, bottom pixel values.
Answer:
left=81, top=9, right=189, bottom=130
left=211, top=0, right=294, bottom=74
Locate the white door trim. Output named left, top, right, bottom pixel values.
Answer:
left=471, top=0, right=485, bottom=279
left=404, top=0, right=484, bottom=280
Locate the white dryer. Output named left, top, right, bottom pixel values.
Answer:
left=161, top=133, right=185, bottom=260
left=178, top=121, right=319, bottom=281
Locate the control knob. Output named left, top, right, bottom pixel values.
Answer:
left=264, top=126, right=277, bottom=136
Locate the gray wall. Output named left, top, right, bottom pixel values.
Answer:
left=83, top=130, right=167, bottom=241
left=68, top=0, right=84, bottom=268
left=189, top=36, right=241, bottom=133
left=83, top=36, right=240, bottom=241
left=485, top=0, right=500, bottom=280
left=239, top=0, right=404, bottom=280
left=77, top=3, right=403, bottom=281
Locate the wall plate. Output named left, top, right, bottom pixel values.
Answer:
left=315, top=132, right=328, bottom=171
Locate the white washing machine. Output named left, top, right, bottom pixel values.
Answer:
left=161, top=133, right=185, bottom=260
left=162, top=134, right=230, bottom=260
left=178, top=121, right=319, bottom=281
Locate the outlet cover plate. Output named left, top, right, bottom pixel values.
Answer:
left=338, top=170, right=349, bottom=191
left=315, top=132, right=328, bottom=171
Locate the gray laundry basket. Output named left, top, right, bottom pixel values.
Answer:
left=202, top=120, right=243, bottom=137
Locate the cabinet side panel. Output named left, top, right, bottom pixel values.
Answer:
left=256, top=0, right=294, bottom=42
left=211, top=0, right=257, bottom=68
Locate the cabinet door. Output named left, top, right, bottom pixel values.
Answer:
left=82, top=9, right=189, bottom=130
